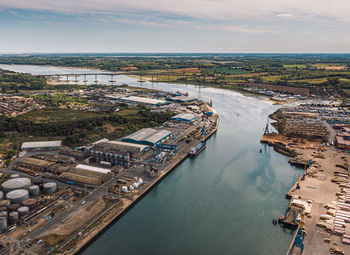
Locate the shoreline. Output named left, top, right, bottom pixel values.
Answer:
left=67, top=116, right=220, bottom=254
left=263, top=108, right=350, bottom=255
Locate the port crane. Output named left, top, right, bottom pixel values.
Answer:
left=289, top=213, right=305, bottom=254
left=264, top=118, right=270, bottom=134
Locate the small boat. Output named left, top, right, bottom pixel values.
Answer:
left=189, top=140, right=206, bottom=158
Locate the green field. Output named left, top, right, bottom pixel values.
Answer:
left=201, top=67, right=250, bottom=75
left=17, top=109, right=103, bottom=123
left=283, top=64, right=307, bottom=69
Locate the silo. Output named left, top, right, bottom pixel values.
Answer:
left=29, top=185, right=40, bottom=196
left=0, top=217, right=7, bottom=232
left=43, top=183, right=57, bottom=195
left=0, top=200, right=10, bottom=208
left=8, top=204, right=19, bottom=212
left=0, top=191, right=3, bottom=200
left=17, top=207, right=29, bottom=217
left=9, top=212, right=19, bottom=224
left=2, top=178, right=31, bottom=193
left=22, top=199, right=37, bottom=211
left=6, top=190, right=29, bottom=204
left=10, top=174, right=20, bottom=179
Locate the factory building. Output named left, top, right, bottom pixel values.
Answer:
left=171, top=113, right=195, bottom=122
left=170, top=96, right=197, bottom=103
left=21, top=141, right=62, bottom=151
left=14, top=158, right=55, bottom=172
left=85, top=140, right=148, bottom=168
left=59, top=148, right=85, bottom=161
left=60, top=164, right=111, bottom=186
left=122, top=128, right=172, bottom=146
left=119, top=96, right=169, bottom=106
left=32, top=153, right=75, bottom=164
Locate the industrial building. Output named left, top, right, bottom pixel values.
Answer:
left=122, top=128, right=172, bottom=146
left=21, top=141, right=62, bottom=151
left=336, top=126, right=350, bottom=150
left=32, top=153, right=75, bottom=164
left=171, top=113, right=195, bottom=122
left=60, top=164, right=112, bottom=186
left=85, top=140, right=148, bottom=168
left=170, top=96, right=197, bottom=103
left=119, top=96, right=169, bottom=106
left=59, top=148, right=85, bottom=161
left=14, top=158, right=55, bottom=173
left=75, top=164, right=111, bottom=175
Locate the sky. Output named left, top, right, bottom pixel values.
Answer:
left=0, top=0, right=350, bottom=53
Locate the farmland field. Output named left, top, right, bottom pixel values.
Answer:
left=283, top=64, right=307, bottom=69
left=201, top=67, right=250, bottom=75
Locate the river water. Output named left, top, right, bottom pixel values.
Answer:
left=0, top=64, right=301, bottom=255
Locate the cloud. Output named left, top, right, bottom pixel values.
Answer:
left=276, top=13, right=293, bottom=18
left=1, top=0, right=350, bottom=24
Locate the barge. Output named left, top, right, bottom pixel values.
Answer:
left=189, top=140, right=206, bottom=158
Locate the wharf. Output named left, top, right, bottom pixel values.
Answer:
left=70, top=116, right=220, bottom=254
left=288, top=158, right=310, bottom=168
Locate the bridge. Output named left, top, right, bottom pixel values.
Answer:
left=44, top=72, right=207, bottom=85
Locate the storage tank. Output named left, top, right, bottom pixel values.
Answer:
left=0, top=191, right=3, bottom=200
left=10, top=174, right=20, bottom=179
left=0, top=200, right=10, bottom=208
left=0, top=211, right=8, bottom=219
left=17, top=206, right=29, bottom=217
left=0, top=217, right=7, bottom=232
left=6, top=190, right=29, bottom=204
left=9, top=212, right=19, bottom=224
left=29, top=185, right=40, bottom=196
left=43, top=183, right=57, bottom=194
left=22, top=199, right=37, bottom=211
left=2, top=178, right=31, bottom=193
left=121, top=186, right=128, bottom=193
left=8, top=204, right=19, bottom=212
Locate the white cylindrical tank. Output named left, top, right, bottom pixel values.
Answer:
left=2, top=178, right=31, bottom=193
left=138, top=178, right=144, bottom=185
left=43, top=183, right=57, bottom=195
left=29, top=185, right=40, bottom=196
left=129, top=185, right=134, bottom=190
left=121, top=186, right=128, bottom=193
left=17, top=206, right=29, bottom=217
left=6, top=189, right=29, bottom=204
left=0, top=217, right=7, bottom=232
left=9, top=212, right=18, bottom=224
left=133, top=183, right=139, bottom=188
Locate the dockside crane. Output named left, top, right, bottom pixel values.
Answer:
left=289, top=213, right=305, bottom=254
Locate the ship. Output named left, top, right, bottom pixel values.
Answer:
left=188, top=140, right=206, bottom=158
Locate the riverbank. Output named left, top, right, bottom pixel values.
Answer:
left=263, top=107, right=350, bottom=254
left=67, top=116, right=220, bottom=254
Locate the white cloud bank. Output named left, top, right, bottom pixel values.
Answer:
left=1, top=0, right=350, bottom=23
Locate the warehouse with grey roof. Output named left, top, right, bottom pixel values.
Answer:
left=171, top=113, right=195, bottom=122
left=21, top=141, right=62, bottom=151
left=122, top=128, right=172, bottom=146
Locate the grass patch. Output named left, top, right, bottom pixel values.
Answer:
left=17, top=109, right=103, bottom=123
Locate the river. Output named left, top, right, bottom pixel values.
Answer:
left=0, top=64, right=301, bottom=255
